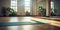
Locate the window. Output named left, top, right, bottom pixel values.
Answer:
left=51, top=1, right=54, bottom=9
left=25, top=0, right=31, bottom=12
left=11, top=0, right=17, bottom=12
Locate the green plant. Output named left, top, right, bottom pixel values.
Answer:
left=51, top=8, right=57, bottom=14
left=26, top=11, right=30, bottom=16
left=39, top=6, right=46, bottom=16
left=6, top=7, right=17, bottom=16
left=7, top=7, right=14, bottom=14
left=51, top=8, right=57, bottom=16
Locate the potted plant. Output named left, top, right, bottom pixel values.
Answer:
left=38, top=6, right=46, bottom=16
left=26, top=11, right=30, bottom=16
left=51, top=8, right=57, bottom=16
left=7, top=7, right=17, bottom=16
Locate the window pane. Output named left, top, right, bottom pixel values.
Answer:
left=25, top=0, right=30, bottom=2
left=11, top=1, right=17, bottom=3
left=25, top=4, right=30, bottom=6
left=11, top=0, right=17, bottom=12
left=11, top=0, right=16, bottom=1
left=51, top=2, right=54, bottom=8
left=25, top=0, right=30, bottom=12
left=11, top=4, right=16, bottom=6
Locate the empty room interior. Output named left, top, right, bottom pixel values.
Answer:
left=0, top=0, right=60, bottom=30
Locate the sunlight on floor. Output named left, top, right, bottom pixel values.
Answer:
left=22, top=17, right=31, bottom=22
left=8, top=26, right=19, bottom=30
left=7, top=25, right=34, bottom=30
left=21, top=17, right=36, bottom=23
left=22, top=25, right=33, bottom=30
left=7, top=17, right=36, bottom=30
left=9, top=17, right=18, bottom=22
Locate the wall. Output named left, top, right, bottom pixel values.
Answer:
left=0, top=0, right=46, bottom=16
left=17, top=0, right=25, bottom=15
left=30, top=0, right=46, bottom=16
left=0, top=0, right=2, bottom=13
left=0, top=0, right=25, bottom=16
left=1, top=0, right=10, bottom=7
left=37, top=0, right=46, bottom=16
left=30, top=0, right=37, bottom=15
left=54, top=0, right=60, bottom=15
left=37, top=0, right=46, bottom=8
left=0, top=0, right=10, bottom=14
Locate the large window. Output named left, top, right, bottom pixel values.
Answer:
left=11, top=0, right=17, bottom=12
left=25, top=0, right=31, bottom=12
left=51, top=1, right=54, bottom=9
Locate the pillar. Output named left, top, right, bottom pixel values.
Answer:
left=46, top=0, right=51, bottom=16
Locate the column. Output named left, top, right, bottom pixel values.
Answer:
left=46, top=0, right=51, bottom=16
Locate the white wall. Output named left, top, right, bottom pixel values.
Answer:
left=30, top=0, right=46, bottom=16
left=17, top=0, right=25, bottom=15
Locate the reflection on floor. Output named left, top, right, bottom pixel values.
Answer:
left=9, top=17, right=18, bottom=22
left=0, top=17, right=59, bottom=30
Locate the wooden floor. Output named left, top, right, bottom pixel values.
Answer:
left=31, top=16, right=60, bottom=27
left=0, top=17, right=60, bottom=30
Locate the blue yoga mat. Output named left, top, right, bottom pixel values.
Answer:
left=0, top=21, right=48, bottom=26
